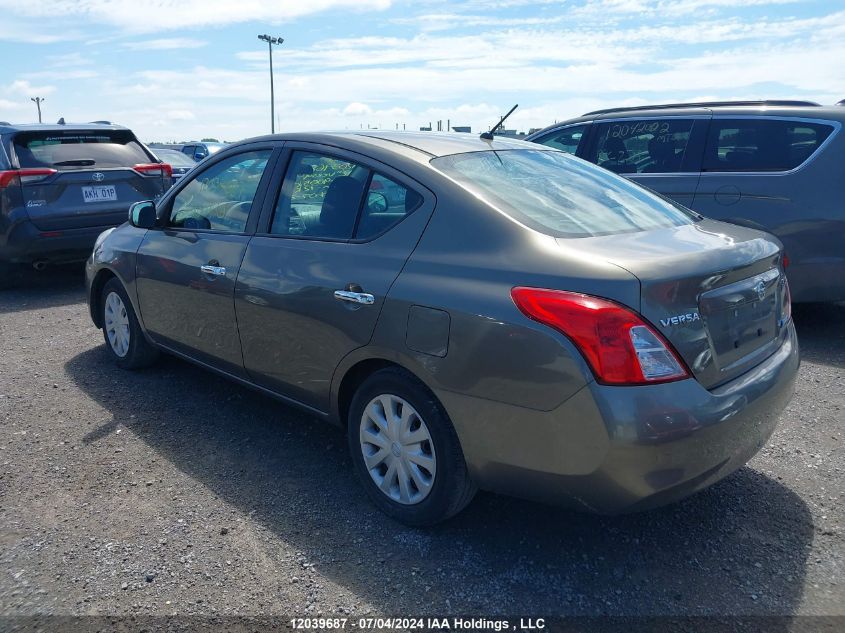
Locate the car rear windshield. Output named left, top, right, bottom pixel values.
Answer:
left=431, top=149, right=696, bottom=238
left=13, top=130, right=151, bottom=171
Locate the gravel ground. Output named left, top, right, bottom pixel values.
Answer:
left=0, top=267, right=842, bottom=623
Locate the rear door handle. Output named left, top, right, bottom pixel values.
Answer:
left=334, top=290, right=375, bottom=305
left=200, top=265, right=227, bottom=276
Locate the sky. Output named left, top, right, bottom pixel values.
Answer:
left=0, top=0, right=843, bottom=143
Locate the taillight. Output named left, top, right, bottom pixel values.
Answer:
left=782, top=253, right=790, bottom=269
left=783, top=278, right=792, bottom=324
left=133, top=163, right=172, bottom=178
left=0, top=168, right=57, bottom=189
left=511, top=287, right=689, bottom=385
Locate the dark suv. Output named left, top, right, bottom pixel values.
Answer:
left=527, top=100, right=845, bottom=303
left=1, top=122, right=171, bottom=285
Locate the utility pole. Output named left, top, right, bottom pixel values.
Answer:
left=257, top=34, right=284, bottom=134
left=30, top=97, right=45, bottom=123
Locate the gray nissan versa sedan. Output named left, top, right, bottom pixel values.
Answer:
left=85, top=131, right=799, bottom=525
left=526, top=100, right=845, bottom=303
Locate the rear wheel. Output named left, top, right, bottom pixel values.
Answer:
left=100, top=278, right=158, bottom=369
left=347, top=367, right=476, bottom=526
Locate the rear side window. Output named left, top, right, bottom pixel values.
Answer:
left=591, top=119, right=695, bottom=174
left=702, top=119, right=834, bottom=172
left=357, top=173, right=423, bottom=240
left=270, top=151, right=422, bottom=240
left=534, top=124, right=587, bottom=154
left=431, top=149, right=695, bottom=239
left=13, top=130, right=150, bottom=170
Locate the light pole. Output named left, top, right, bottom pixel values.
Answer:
left=31, top=97, right=45, bottom=123
left=257, top=34, right=283, bottom=134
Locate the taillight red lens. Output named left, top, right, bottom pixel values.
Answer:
left=0, top=168, right=56, bottom=189
left=134, top=163, right=172, bottom=178
left=511, top=287, right=689, bottom=385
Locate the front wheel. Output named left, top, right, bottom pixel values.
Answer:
left=347, top=368, right=476, bottom=526
left=100, top=278, right=159, bottom=369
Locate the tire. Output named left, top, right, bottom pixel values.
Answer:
left=347, top=367, right=476, bottom=526
left=100, top=277, right=159, bottom=369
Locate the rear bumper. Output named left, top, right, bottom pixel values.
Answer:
left=0, top=218, right=120, bottom=265
left=440, top=321, right=799, bottom=513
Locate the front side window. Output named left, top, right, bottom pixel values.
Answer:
left=534, top=124, right=587, bottom=154
left=270, top=151, right=423, bottom=240
left=431, top=149, right=696, bottom=238
left=591, top=119, right=694, bottom=174
left=702, top=119, right=834, bottom=172
left=169, top=149, right=271, bottom=233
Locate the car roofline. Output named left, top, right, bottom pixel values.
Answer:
left=231, top=130, right=540, bottom=161
left=0, top=122, right=131, bottom=135
left=582, top=100, right=822, bottom=117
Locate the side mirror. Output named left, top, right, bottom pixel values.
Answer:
left=366, top=191, right=389, bottom=214
left=194, top=151, right=207, bottom=161
left=129, top=201, right=157, bottom=228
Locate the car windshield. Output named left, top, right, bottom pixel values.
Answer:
left=431, top=149, right=696, bottom=238
left=13, top=130, right=150, bottom=170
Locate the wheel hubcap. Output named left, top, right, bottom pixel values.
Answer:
left=104, top=291, right=130, bottom=358
left=359, top=394, right=436, bottom=505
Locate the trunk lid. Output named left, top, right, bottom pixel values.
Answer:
left=21, top=168, right=165, bottom=230
left=559, top=219, right=790, bottom=388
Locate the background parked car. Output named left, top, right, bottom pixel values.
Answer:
left=150, top=148, right=196, bottom=183
left=150, top=141, right=227, bottom=162
left=86, top=131, right=797, bottom=526
left=0, top=121, right=171, bottom=287
left=527, top=100, right=845, bottom=303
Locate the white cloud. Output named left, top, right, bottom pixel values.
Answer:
left=5, top=80, right=56, bottom=97
left=46, top=52, right=93, bottom=68
left=343, top=102, right=373, bottom=116
left=166, top=110, right=196, bottom=121
left=123, top=38, right=207, bottom=50
left=0, top=0, right=393, bottom=34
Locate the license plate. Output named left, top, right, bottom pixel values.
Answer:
left=82, top=185, right=117, bottom=203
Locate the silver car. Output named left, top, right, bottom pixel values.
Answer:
left=86, top=132, right=799, bottom=525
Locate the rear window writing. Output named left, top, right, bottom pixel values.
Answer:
left=13, top=130, right=151, bottom=170
left=592, top=119, right=695, bottom=174
left=702, top=119, right=834, bottom=172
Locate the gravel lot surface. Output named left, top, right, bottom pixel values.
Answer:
left=1, top=267, right=842, bottom=624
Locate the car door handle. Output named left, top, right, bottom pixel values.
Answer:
left=200, top=265, right=227, bottom=276
left=334, top=290, right=375, bottom=305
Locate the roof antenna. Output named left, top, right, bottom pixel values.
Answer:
left=480, top=104, right=518, bottom=140
left=57, top=117, right=65, bottom=125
